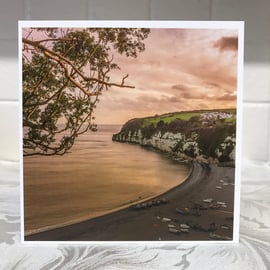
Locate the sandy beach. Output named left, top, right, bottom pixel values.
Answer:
left=25, top=161, right=235, bottom=241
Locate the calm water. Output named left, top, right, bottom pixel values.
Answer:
left=24, top=125, right=189, bottom=235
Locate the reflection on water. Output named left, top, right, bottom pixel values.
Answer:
left=24, top=125, right=189, bottom=235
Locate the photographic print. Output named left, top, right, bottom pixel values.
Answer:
left=20, top=21, right=243, bottom=242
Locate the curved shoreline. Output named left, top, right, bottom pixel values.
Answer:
left=25, top=160, right=192, bottom=237
left=25, top=161, right=235, bottom=241
left=24, top=160, right=191, bottom=237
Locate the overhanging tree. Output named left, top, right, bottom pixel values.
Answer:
left=22, top=27, right=150, bottom=156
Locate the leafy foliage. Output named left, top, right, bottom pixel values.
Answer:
left=22, top=27, right=150, bottom=156
left=142, top=112, right=201, bottom=128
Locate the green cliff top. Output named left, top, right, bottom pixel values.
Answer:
left=121, top=108, right=236, bottom=135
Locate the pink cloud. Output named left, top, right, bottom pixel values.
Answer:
left=95, top=28, right=239, bottom=124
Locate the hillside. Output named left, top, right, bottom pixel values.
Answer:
left=112, top=109, right=236, bottom=164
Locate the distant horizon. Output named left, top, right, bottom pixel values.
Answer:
left=95, top=106, right=237, bottom=126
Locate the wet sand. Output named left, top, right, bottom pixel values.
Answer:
left=25, top=161, right=235, bottom=241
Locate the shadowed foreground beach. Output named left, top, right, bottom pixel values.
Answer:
left=25, top=162, right=235, bottom=241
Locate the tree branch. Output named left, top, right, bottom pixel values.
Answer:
left=23, top=38, right=135, bottom=91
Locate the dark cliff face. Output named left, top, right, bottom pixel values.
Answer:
left=113, top=110, right=236, bottom=163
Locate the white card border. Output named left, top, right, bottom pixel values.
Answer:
left=19, top=20, right=244, bottom=245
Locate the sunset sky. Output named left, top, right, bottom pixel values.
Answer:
left=23, top=26, right=239, bottom=125
left=95, top=28, right=239, bottom=124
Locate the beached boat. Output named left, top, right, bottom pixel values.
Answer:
left=176, top=207, right=190, bottom=215
left=203, top=198, right=214, bottom=203
left=168, top=228, right=180, bottom=234
left=162, top=217, right=171, bottom=222
left=180, top=224, right=190, bottom=229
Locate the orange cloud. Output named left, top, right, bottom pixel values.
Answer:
left=216, top=93, right=237, bottom=101
left=171, top=84, right=204, bottom=100
left=214, top=36, right=238, bottom=51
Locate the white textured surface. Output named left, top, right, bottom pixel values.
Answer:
left=0, top=161, right=269, bottom=269
left=0, top=0, right=270, bottom=268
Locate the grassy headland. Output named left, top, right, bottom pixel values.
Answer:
left=113, top=109, right=236, bottom=164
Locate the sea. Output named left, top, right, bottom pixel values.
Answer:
left=23, top=125, right=189, bottom=235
